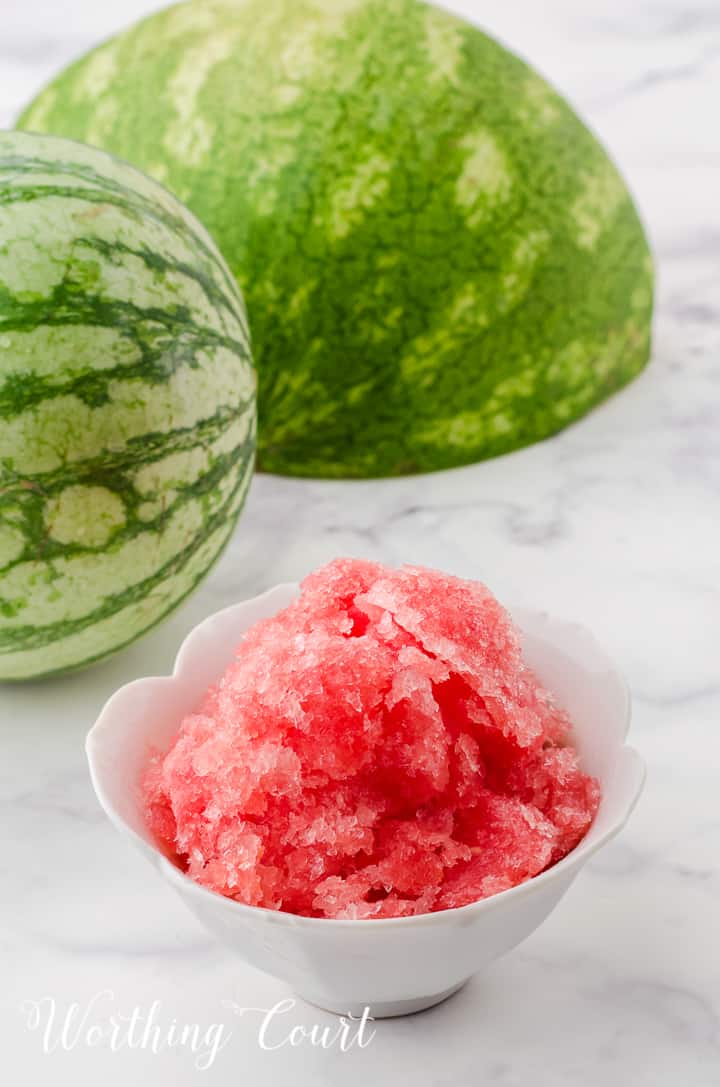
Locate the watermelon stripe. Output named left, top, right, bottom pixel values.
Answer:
left=0, top=348, right=242, bottom=417
left=0, top=266, right=248, bottom=350
left=0, top=424, right=254, bottom=576
left=0, top=132, right=256, bottom=678
left=0, top=539, right=238, bottom=679
left=0, top=467, right=253, bottom=652
left=0, top=291, right=251, bottom=419
left=0, top=180, right=225, bottom=274
left=0, top=292, right=249, bottom=349
left=0, top=152, right=195, bottom=229
left=0, top=281, right=248, bottom=343
left=76, top=235, right=245, bottom=324
left=0, top=152, right=241, bottom=302
left=0, top=513, right=246, bottom=681
left=0, top=402, right=251, bottom=500
left=0, top=456, right=253, bottom=652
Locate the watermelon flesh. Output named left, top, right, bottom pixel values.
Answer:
left=144, top=559, right=600, bottom=918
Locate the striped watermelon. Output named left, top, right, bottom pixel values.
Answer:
left=0, top=132, right=256, bottom=680
left=20, top=0, right=654, bottom=479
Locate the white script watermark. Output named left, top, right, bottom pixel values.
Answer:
left=19, top=990, right=375, bottom=1068
left=223, top=997, right=376, bottom=1051
left=19, top=990, right=230, bottom=1070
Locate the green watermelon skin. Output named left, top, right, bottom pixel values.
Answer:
left=0, top=132, right=256, bottom=680
left=20, top=0, right=653, bottom=479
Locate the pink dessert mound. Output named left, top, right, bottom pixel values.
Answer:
left=144, top=560, right=600, bottom=919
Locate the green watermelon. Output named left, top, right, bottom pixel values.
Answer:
left=20, top=0, right=653, bottom=478
left=0, top=132, right=256, bottom=680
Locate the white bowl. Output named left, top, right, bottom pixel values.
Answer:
left=86, top=584, right=645, bottom=1018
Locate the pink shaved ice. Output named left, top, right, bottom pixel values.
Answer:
left=143, top=559, right=600, bottom=919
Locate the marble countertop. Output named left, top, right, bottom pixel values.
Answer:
left=2, top=0, right=719, bottom=1084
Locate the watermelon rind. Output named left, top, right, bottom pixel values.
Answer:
left=20, top=0, right=653, bottom=478
left=0, top=131, right=256, bottom=680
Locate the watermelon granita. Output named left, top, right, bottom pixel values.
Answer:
left=143, top=560, right=600, bottom=919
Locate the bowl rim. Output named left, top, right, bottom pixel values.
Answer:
left=86, top=583, right=646, bottom=931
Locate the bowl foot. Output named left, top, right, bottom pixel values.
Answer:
left=297, top=979, right=469, bottom=1019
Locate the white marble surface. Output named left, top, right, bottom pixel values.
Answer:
left=2, top=0, right=719, bottom=1083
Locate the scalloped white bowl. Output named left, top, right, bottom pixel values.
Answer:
left=86, top=583, right=645, bottom=1018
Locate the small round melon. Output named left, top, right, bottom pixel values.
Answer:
left=20, top=0, right=653, bottom=478
left=0, top=132, right=256, bottom=680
